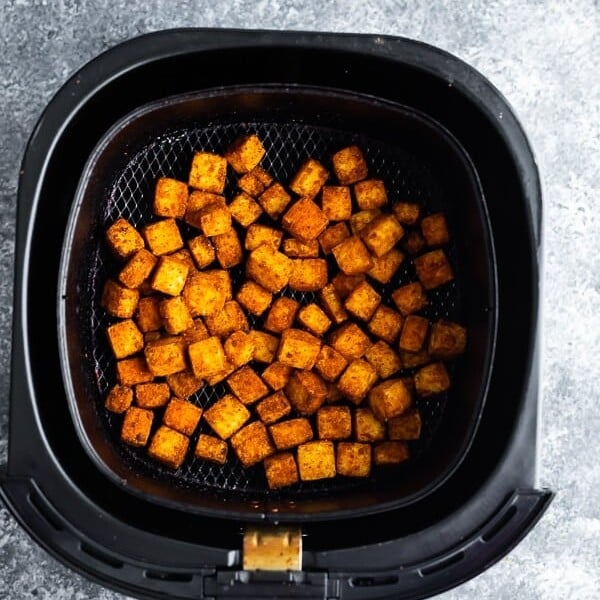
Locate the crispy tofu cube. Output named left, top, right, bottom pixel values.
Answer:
left=331, top=236, right=373, bottom=275
left=245, top=224, right=283, bottom=251
left=225, top=134, right=265, bottom=174
left=148, top=426, right=189, bottom=469
left=169, top=248, right=196, bottom=270
left=354, top=408, right=385, bottom=442
left=212, top=269, right=232, bottom=300
left=135, top=381, right=170, bottom=408
left=367, top=249, right=404, bottom=284
left=415, top=362, right=451, bottom=396
left=231, top=421, right=274, bottom=467
left=256, top=391, right=291, bottom=425
left=290, top=158, right=329, bottom=198
left=428, top=320, right=467, bottom=359
left=194, top=203, right=232, bottom=237
left=204, top=394, right=251, bottom=439
left=258, top=183, right=292, bottom=219
left=135, top=296, right=162, bottom=332
left=360, top=214, right=404, bottom=257
left=399, top=349, right=431, bottom=368
left=282, top=238, right=320, bottom=258
left=249, top=330, right=280, bottom=363
left=329, top=323, right=371, bottom=360
left=297, top=303, right=332, bottom=336
left=143, top=218, right=183, bottom=255
left=181, top=318, right=210, bottom=345
left=102, top=279, right=139, bottom=318
left=285, top=370, right=327, bottom=415
left=264, top=297, right=300, bottom=333
left=368, top=305, right=404, bottom=344
left=318, top=284, right=348, bottom=325
left=269, top=417, right=313, bottom=450
left=402, top=230, right=426, bottom=255
left=344, top=281, right=381, bottom=321
left=204, top=360, right=236, bottom=385
left=166, top=370, right=203, bottom=399
left=332, top=146, right=368, bottom=185
left=392, top=282, right=428, bottom=315
left=289, top=258, right=328, bottom=292
left=183, top=270, right=228, bottom=317
left=188, top=151, right=227, bottom=193
left=374, top=441, right=410, bottom=465
left=415, top=249, right=454, bottom=289
left=121, top=407, right=153, bottom=447
left=246, top=245, right=292, bottom=292
left=187, top=235, right=216, bottom=269
left=337, top=359, right=378, bottom=404
left=354, top=179, right=388, bottom=210
left=106, top=319, right=144, bottom=359
left=105, top=385, right=133, bottom=414
left=195, top=434, right=228, bottom=464
left=399, top=315, right=429, bottom=352
left=213, top=229, right=242, bottom=268
left=163, top=398, right=202, bottom=436
left=224, top=331, right=255, bottom=368
left=317, top=406, right=351, bottom=440
left=227, top=366, right=269, bottom=405
left=392, top=202, right=421, bottom=225
left=236, top=281, right=273, bottom=316
left=318, top=222, right=350, bottom=255
left=153, top=177, right=188, bottom=218
left=277, top=329, right=321, bottom=369
left=365, top=341, right=402, bottom=378
left=264, top=453, right=299, bottom=489
left=228, top=191, right=263, bottom=227
left=116, top=356, right=154, bottom=385
left=388, top=408, right=421, bottom=440
left=261, top=362, right=292, bottom=391
left=321, top=186, right=352, bottom=221
left=188, top=336, right=226, bottom=378
left=314, top=344, right=348, bottom=382
left=251, top=166, right=274, bottom=187
left=297, top=441, right=336, bottom=481
left=118, top=249, right=157, bottom=289
left=337, top=442, right=371, bottom=477
left=105, top=218, right=145, bottom=260
left=187, top=190, right=226, bottom=213
left=368, top=379, right=412, bottom=421
left=151, top=255, right=189, bottom=296
left=237, top=171, right=266, bottom=197
left=160, top=296, right=193, bottom=334
left=350, top=209, right=381, bottom=235
left=144, top=337, right=187, bottom=376
left=205, top=300, right=249, bottom=338
left=421, top=212, right=450, bottom=246
left=282, top=198, right=329, bottom=242
left=331, top=273, right=365, bottom=299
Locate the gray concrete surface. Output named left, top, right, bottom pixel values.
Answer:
left=1, top=1, right=599, bottom=598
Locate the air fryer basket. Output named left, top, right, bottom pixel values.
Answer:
left=59, top=86, right=496, bottom=518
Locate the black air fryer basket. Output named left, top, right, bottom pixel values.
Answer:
left=2, top=29, right=552, bottom=600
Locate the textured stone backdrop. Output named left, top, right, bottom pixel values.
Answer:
left=1, top=1, right=598, bottom=598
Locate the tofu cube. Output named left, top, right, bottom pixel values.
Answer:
left=105, top=218, right=145, bottom=260
left=101, top=279, right=139, bottom=318
left=224, top=331, right=255, bottom=368
left=354, top=179, right=388, bottom=210
left=368, top=379, right=412, bottom=421
left=354, top=408, right=386, bottom=442
left=264, top=453, right=299, bottom=489
left=183, top=270, right=228, bottom=317
left=344, top=281, right=381, bottom=321
left=148, top=426, right=189, bottom=469
left=331, top=236, right=373, bottom=275
left=388, top=408, right=422, bottom=440
left=264, top=297, right=300, bottom=333
left=160, top=296, right=193, bottom=335
left=297, top=441, right=336, bottom=481
left=213, top=229, right=242, bottom=268
left=321, top=185, right=352, bottom=221
left=329, top=322, right=371, bottom=360
left=368, top=305, right=404, bottom=344
left=121, top=407, right=153, bottom=447
left=337, top=359, right=378, bottom=404
left=227, top=366, right=269, bottom=405
left=269, top=417, right=314, bottom=450
left=142, top=218, right=184, bottom=255
left=258, top=183, right=292, bottom=219
left=187, top=191, right=226, bottom=215
left=229, top=191, right=263, bottom=227
left=421, top=212, right=450, bottom=246
left=277, top=329, right=322, bottom=369
left=144, top=337, right=187, bottom=376
left=331, top=273, right=365, bottom=299
left=153, top=177, right=188, bottom=218
left=245, top=223, right=283, bottom=251
left=105, top=384, right=133, bottom=414
left=204, top=300, right=249, bottom=338
left=414, top=249, right=454, bottom=289
left=402, top=230, right=426, bottom=255
left=118, top=249, right=157, bottom=289
left=317, top=406, right=351, bottom=440
left=166, top=370, right=203, bottom=399
left=350, top=209, right=381, bottom=235
left=106, top=319, right=144, bottom=359
left=237, top=171, right=266, bottom=197
left=236, top=281, right=273, bottom=316
left=187, top=235, right=216, bottom=269
left=230, top=421, right=274, bottom=467
left=282, top=198, right=329, bottom=242
left=289, top=258, right=328, bottom=292
left=163, top=398, right=202, bottom=436
left=428, top=320, right=467, bottom=358
left=181, top=318, right=210, bottom=345
left=297, top=303, right=332, bottom=336
left=188, top=151, right=227, bottom=193
left=135, top=296, right=162, bottom=332
left=194, top=203, right=232, bottom=237
left=150, top=255, right=189, bottom=296
left=373, top=441, right=410, bottom=465
left=204, top=360, right=236, bottom=386
left=318, top=284, right=349, bottom=325
left=188, top=336, right=227, bottom=378
left=249, top=330, right=280, bottom=363
left=135, top=382, right=170, bottom=408
left=415, top=362, right=451, bottom=396
left=332, top=146, right=368, bottom=185
left=392, top=202, right=421, bottom=225
left=367, top=249, right=404, bottom=284
left=282, top=238, right=320, bottom=258
left=203, top=394, right=251, bottom=439
left=337, top=442, right=372, bottom=477
left=365, top=341, right=402, bottom=379
left=289, top=158, right=329, bottom=199
left=360, top=214, right=404, bottom=257
left=285, top=370, right=328, bottom=415
left=246, top=244, right=292, bottom=292
left=399, top=349, right=431, bottom=369
left=116, top=357, right=154, bottom=386
left=318, top=222, right=350, bottom=255
left=399, top=315, right=429, bottom=353
left=224, top=134, right=266, bottom=174
left=195, top=434, right=228, bottom=464
left=392, top=282, right=428, bottom=315
left=168, top=248, right=196, bottom=270
left=261, top=362, right=292, bottom=391
left=256, top=391, right=292, bottom=425
left=314, top=344, right=348, bottom=382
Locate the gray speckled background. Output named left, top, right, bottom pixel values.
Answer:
left=1, top=1, right=599, bottom=598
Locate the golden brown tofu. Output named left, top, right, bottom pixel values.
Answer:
left=105, top=384, right=133, bottom=414
left=168, top=248, right=196, bottom=270
left=368, top=379, right=412, bottom=421
left=135, top=296, right=162, bottom=332
left=317, top=406, right=351, bottom=440
left=166, top=370, right=204, bottom=399
left=354, top=179, right=388, bottom=210
left=195, top=434, right=228, bottom=464
left=183, top=270, right=228, bottom=317
left=144, top=337, right=187, bottom=376
left=245, top=223, right=283, bottom=251
left=256, top=391, right=291, bottom=425
left=399, top=315, right=429, bottom=353
left=399, top=349, right=431, bottom=369
left=206, top=362, right=236, bottom=386
left=188, top=151, right=227, bottom=193
left=402, top=230, right=426, bottom=255
left=135, top=382, right=170, bottom=408
left=344, top=281, right=381, bottom=321
left=374, top=441, right=410, bottom=465
left=354, top=408, right=386, bottom=442
left=163, top=398, right=202, bottom=436
left=251, top=166, right=273, bottom=186
left=392, top=202, right=421, bottom=225
left=282, top=198, right=329, bottom=243
left=213, top=228, right=243, bottom=268
left=285, top=370, right=328, bottom=415
left=318, top=222, right=350, bottom=255
left=318, top=284, right=349, bottom=325
left=225, top=134, right=266, bottom=174
left=187, top=235, right=216, bottom=269
left=102, top=279, right=140, bottom=318
left=360, top=214, right=404, bottom=257
left=264, top=453, right=299, bottom=489
left=236, top=281, right=273, bottom=316
left=297, top=303, right=332, bottom=336
left=261, top=362, right=292, bottom=391
left=414, top=249, right=454, bottom=290
left=321, top=185, right=352, bottom=221
left=332, top=146, right=368, bottom=185
left=224, top=330, right=255, bottom=368
left=388, top=408, right=421, bottom=440
left=181, top=318, right=210, bottom=345
left=428, top=320, right=467, bottom=359
left=237, top=171, right=266, bottom=197
left=269, top=417, right=313, bottom=450
left=337, top=359, right=378, bottom=404
left=143, top=218, right=184, bottom=255
left=118, top=248, right=157, bottom=289
left=314, top=344, right=348, bottom=382
left=187, top=191, right=226, bottom=213
left=230, top=421, right=274, bottom=467
left=227, top=366, right=269, bottom=405
left=367, top=249, right=404, bottom=284
left=203, top=394, right=251, bottom=439
left=414, top=362, right=451, bottom=396
left=325, top=381, right=344, bottom=404
left=367, top=305, right=404, bottom=344
left=249, top=330, right=280, bottom=363
left=106, top=319, right=144, bottom=359
left=160, top=296, right=193, bottom=335
left=331, top=236, right=373, bottom=275
left=148, top=425, right=189, bottom=469
left=365, top=341, right=402, bottom=378
left=297, top=440, right=336, bottom=481
left=153, top=177, right=188, bottom=218
left=228, top=192, right=263, bottom=227
left=150, top=255, right=189, bottom=296
left=204, top=300, right=249, bottom=338
left=282, top=238, right=320, bottom=258
left=289, top=258, right=328, bottom=292
left=105, top=218, right=145, bottom=260
left=116, top=357, right=154, bottom=386
left=121, top=407, right=153, bottom=447
left=331, top=273, right=365, bottom=299
left=277, top=328, right=322, bottom=369
left=258, top=183, right=292, bottom=219
left=391, top=282, right=428, bottom=316
left=194, top=203, right=232, bottom=237
left=350, top=209, right=381, bottom=236
left=264, top=297, right=300, bottom=333
left=246, top=244, right=292, bottom=292
left=421, top=212, right=450, bottom=246
left=290, top=158, right=329, bottom=199
left=329, top=322, right=372, bottom=360
left=337, top=442, right=371, bottom=477
left=188, top=336, right=227, bottom=378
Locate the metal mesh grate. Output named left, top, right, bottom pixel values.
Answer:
left=85, top=121, right=461, bottom=499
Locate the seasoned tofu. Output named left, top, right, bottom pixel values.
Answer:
left=230, top=421, right=274, bottom=467
left=227, top=366, right=269, bottom=405
left=237, top=171, right=267, bottom=197
left=428, top=320, right=467, bottom=358
left=245, top=223, right=283, bottom=251
left=277, top=329, right=321, bottom=369
left=256, top=391, right=292, bottom=425
left=106, top=319, right=144, bottom=359
left=151, top=255, right=189, bottom=296
left=264, top=453, right=299, bottom=489
left=282, top=198, right=329, bottom=243
left=289, top=258, right=328, bottom=292
left=204, top=300, right=249, bottom=338
left=297, top=440, right=336, bottom=481
left=187, top=235, right=216, bottom=269
left=321, top=185, right=352, bottom=221
left=195, top=434, right=228, bottom=464
left=160, top=296, right=193, bottom=335
left=282, top=238, right=320, bottom=258
left=318, top=284, right=349, bottom=325
left=135, top=382, right=170, bottom=409
left=373, top=441, right=410, bottom=465
left=314, top=344, right=348, bottom=382
left=414, top=249, right=454, bottom=289
left=264, top=297, right=300, bottom=333
left=402, top=230, right=426, bottom=255
left=391, top=282, right=428, bottom=316
left=204, top=360, right=236, bottom=385
left=365, top=341, right=402, bottom=378
left=168, top=248, right=196, bottom=270
left=213, top=228, right=243, bottom=268
left=246, top=244, right=292, bottom=292
left=269, top=418, right=314, bottom=450
left=421, top=212, right=450, bottom=246
left=203, top=394, right=251, bottom=439
left=116, top=357, right=154, bottom=386
left=344, top=281, right=381, bottom=321
left=144, top=337, right=187, bottom=376
left=188, top=336, right=227, bottom=378
left=102, top=279, right=139, bottom=318
left=224, top=331, right=255, bottom=368
left=398, top=315, right=429, bottom=353
left=285, top=370, right=328, bottom=415
left=183, top=270, right=228, bottom=317
left=367, top=249, right=404, bottom=284
left=224, top=134, right=266, bottom=174
left=118, top=249, right=157, bottom=289
left=148, top=426, right=190, bottom=469
left=331, top=273, right=365, bottom=299
left=360, top=214, right=404, bottom=257
left=163, top=398, right=202, bottom=436
left=368, top=379, right=412, bottom=421
left=332, top=146, right=368, bottom=185
left=414, top=362, right=451, bottom=396
left=106, top=218, right=145, bottom=260
left=136, top=296, right=162, bottom=332
left=318, top=222, right=350, bottom=255
left=105, top=385, right=133, bottom=414
left=354, top=179, right=388, bottom=210
left=331, top=236, right=373, bottom=275
left=210, top=269, right=233, bottom=300
left=329, top=322, right=371, bottom=360
left=354, top=408, right=386, bottom=442
left=290, top=158, right=329, bottom=199
left=399, top=349, right=431, bottom=369
left=392, top=202, right=421, bottom=225
left=143, top=218, right=184, bottom=255
left=187, top=191, right=226, bottom=213
left=337, top=359, right=378, bottom=404
left=297, top=303, right=332, bottom=336
left=166, top=370, right=204, bottom=399
left=367, top=305, right=404, bottom=344
left=229, top=191, right=263, bottom=227
left=236, top=281, right=273, bottom=316
left=195, top=203, right=232, bottom=237
left=317, top=406, right=351, bottom=440
left=337, top=442, right=371, bottom=477
left=258, top=183, right=292, bottom=219
left=261, top=362, right=292, bottom=391
left=121, top=407, right=153, bottom=447
left=188, top=151, right=227, bottom=193
left=249, top=330, right=280, bottom=363
left=181, top=318, right=210, bottom=345
left=153, top=177, right=188, bottom=218
left=388, top=408, right=422, bottom=440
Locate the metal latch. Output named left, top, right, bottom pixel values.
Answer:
left=243, top=527, right=302, bottom=570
